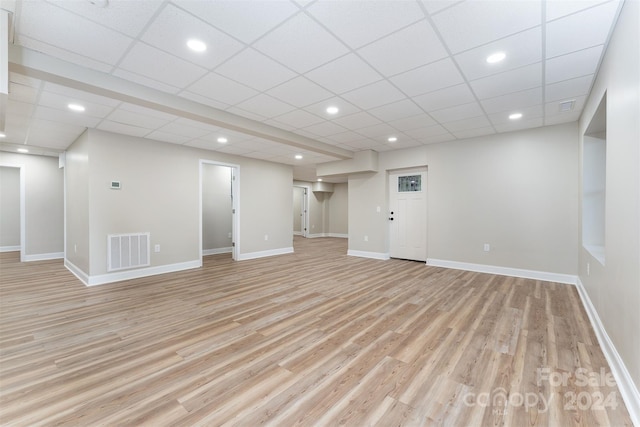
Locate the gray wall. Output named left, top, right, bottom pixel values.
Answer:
left=0, top=152, right=64, bottom=259
left=66, top=128, right=293, bottom=278
left=328, top=183, right=348, bottom=235
left=578, top=0, right=639, bottom=396
left=0, top=167, right=20, bottom=249
left=348, top=122, right=579, bottom=275
left=294, top=181, right=348, bottom=237
left=202, top=164, right=233, bottom=252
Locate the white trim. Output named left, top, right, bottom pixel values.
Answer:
left=293, top=183, right=310, bottom=238
left=203, top=247, right=232, bottom=256
left=23, top=252, right=64, bottom=261
left=575, top=278, right=640, bottom=426
left=347, top=250, right=390, bottom=260
left=0, top=245, right=20, bottom=252
left=306, top=233, right=348, bottom=239
left=426, top=258, right=578, bottom=285
left=237, top=247, right=293, bottom=261
left=65, top=259, right=202, bottom=286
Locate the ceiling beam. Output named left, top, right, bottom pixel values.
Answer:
left=8, top=45, right=354, bottom=160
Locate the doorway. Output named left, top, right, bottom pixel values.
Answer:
left=0, top=165, right=24, bottom=261
left=388, top=168, right=427, bottom=262
left=200, top=161, right=239, bottom=261
left=293, top=185, right=308, bottom=237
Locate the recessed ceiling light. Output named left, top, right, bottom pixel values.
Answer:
left=326, top=106, right=339, bottom=115
left=68, top=103, right=85, bottom=112
left=509, top=112, right=523, bottom=120
left=317, top=178, right=323, bottom=182
left=387, top=136, right=398, bottom=142
left=17, top=148, right=29, bottom=153
left=295, top=154, right=303, bottom=160
left=217, top=137, right=228, bottom=143
left=187, top=39, right=207, bottom=52
left=486, top=52, right=506, bottom=64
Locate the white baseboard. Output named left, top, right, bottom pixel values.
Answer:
left=426, top=258, right=578, bottom=285
left=237, top=247, right=293, bottom=261
left=347, top=250, right=390, bottom=260
left=24, top=252, right=64, bottom=262
left=575, top=278, right=640, bottom=426
left=203, top=247, right=232, bottom=256
left=65, top=259, right=202, bottom=286
left=0, top=245, right=20, bottom=253
left=328, top=233, right=348, bottom=238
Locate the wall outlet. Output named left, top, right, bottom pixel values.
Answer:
left=376, top=206, right=381, bottom=213
left=264, top=234, right=269, bottom=241
left=364, top=235, right=368, bottom=242
left=483, top=243, right=490, bottom=252
left=154, top=244, right=160, bottom=253
left=228, top=232, right=232, bottom=239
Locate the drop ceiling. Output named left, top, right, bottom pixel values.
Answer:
left=0, top=0, right=623, bottom=182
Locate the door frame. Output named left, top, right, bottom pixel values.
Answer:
left=0, top=164, right=25, bottom=261
left=387, top=166, right=428, bottom=261
left=199, top=160, right=240, bottom=261
left=293, top=184, right=309, bottom=237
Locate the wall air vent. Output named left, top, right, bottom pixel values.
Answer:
left=559, top=100, right=575, bottom=112
left=107, top=233, right=150, bottom=272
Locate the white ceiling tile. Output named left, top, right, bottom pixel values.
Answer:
left=432, top=0, right=541, bottom=53
left=172, top=118, right=222, bottom=133
left=204, top=129, right=253, bottom=144
left=16, top=1, right=133, bottom=65
left=488, top=105, right=544, bottom=125
left=355, top=123, right=400, bottom=140
left=494, top=117, right=544, bottom=133
left=234, top=94, right=297, bottom=119
left=369, top=99, right=424, bottom=122
left=141, top=4, right=245, bottom=70
left=546, top=1, right=619, bottom=58
left=212, top=144, right=255, bottom=156
left=470, top=63, right=542, bottom=99
left=451, top=127, right=496, bottom=139
left=442, top=115, right=492, bottom=132
left=106, top=108, right=172, bottom=129
left=145, top=130, right=191, bottom=145
left=420, top=133, right=456, bottom=145
left=38, top=91, right=115, bottom=119
left=454, top=28, right=542, bottom=81
left=430, top=102, right=485, bottom=123
left=112, top=69, right=181, bottom=94
left=26, top=129, right=83, bottom=149
left=480, top=87, right=543, bottom=114
left=387, top=114, right=437, bottom=131
left=298, top=121, right=348, bottom=138
left=33, top=106, right=101, bottom=128
left=6, top=100, right=34, bottom=118
left=357, top=20, right=448, bottom=77
left=8, top=82, right=38, bottom=104
left=156, top=122, right=210, bottom=139
left=306, top=0, right=425, bottom=49
left=253, top=13, right=349, bottom=74
left=421, top=0, right=465, bottom=15
left=404, top=124, right=451, bottom=139
left=546, top=0, right=613, bottom=21
left=271, top=110, right=326, bottom=129
left=412, top=84, right=476, bottom=112
left=325, top=130, right=373, bottom=144
left=545, top=75, right=594, bottom=102
left=9, top=73, right=42, bottom=88
left=118, top=43, right=208, bottom=89
left=43, top=83, right=121, bottom=107
left=179, top=92, right=231, bottom=110
left=303, top=97, right=361, bottom=120
left=30, top=118, right=86, bottom=134
left=186, top=139, right=232, bottom=152
left=345, top=139, right=386, bottom=150
left=545, top=46, right=603, bottom=84
left=118, top=103, right=179, bottom=121
left=97, top=120, right=151, bottom=138
left=172, top=0, right=299, bottom=44
left=16, top=35, right=114, bottom=73
left=390, top=58, right=465, bottom=97
left=332, top=112, right=383, bottom=130
left=225, top=106, right=268, bottom=122
left=544, top=110, right=582, bottom=125
left=214, top=48, right=297, bottom=92
left=341, top=80, right=407, bottom=110
left=267, top=77, right=333, bottom=108
left=52, top=0, right=162, bottom=37
left=185, top=73, right=258, bottom=106
left=305, top=54, right=382, bottom=94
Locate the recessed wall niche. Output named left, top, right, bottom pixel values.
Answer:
left=582, top=93, right=607, bottom=264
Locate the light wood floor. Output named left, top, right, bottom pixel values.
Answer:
left=0, top=237, right=632, bottom=426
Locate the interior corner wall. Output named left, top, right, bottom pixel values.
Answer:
left=65, top=131, right=90, bottom=273
left=328, top=183, right=348, bottom=235
left=202, top=163, right=233, bottom=252
left=348, top=122, right=579, bottom=275
left=578, top=0, right=640, bottom=400
left=0, top=152, right=64, bottom=259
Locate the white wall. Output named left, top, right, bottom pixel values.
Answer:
left=65, top=132, right=90, bottom=272
left=578, top=0, right=640, bottom=407
left=0, top=166, right=20, bottom=249
left=66, top=128, right=293, bottom=280
left=348, top=122, right=579, bottom=275
left=202, top=164, right=233, bottom=252
left=328, top=183, right=348, bottom=236
left=0, top=152, right=64, bottom=259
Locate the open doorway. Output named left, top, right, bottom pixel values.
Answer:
left=0, top=165, right=24, bottom=261
left=293, top=185, right=308, bottom=237
left=200, top=161, right=239, bottom=261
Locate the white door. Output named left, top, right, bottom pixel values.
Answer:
left=389, top=169, right=427, bottom=261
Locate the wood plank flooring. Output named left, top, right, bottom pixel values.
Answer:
left=0, top=237, right=632, bottom=426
